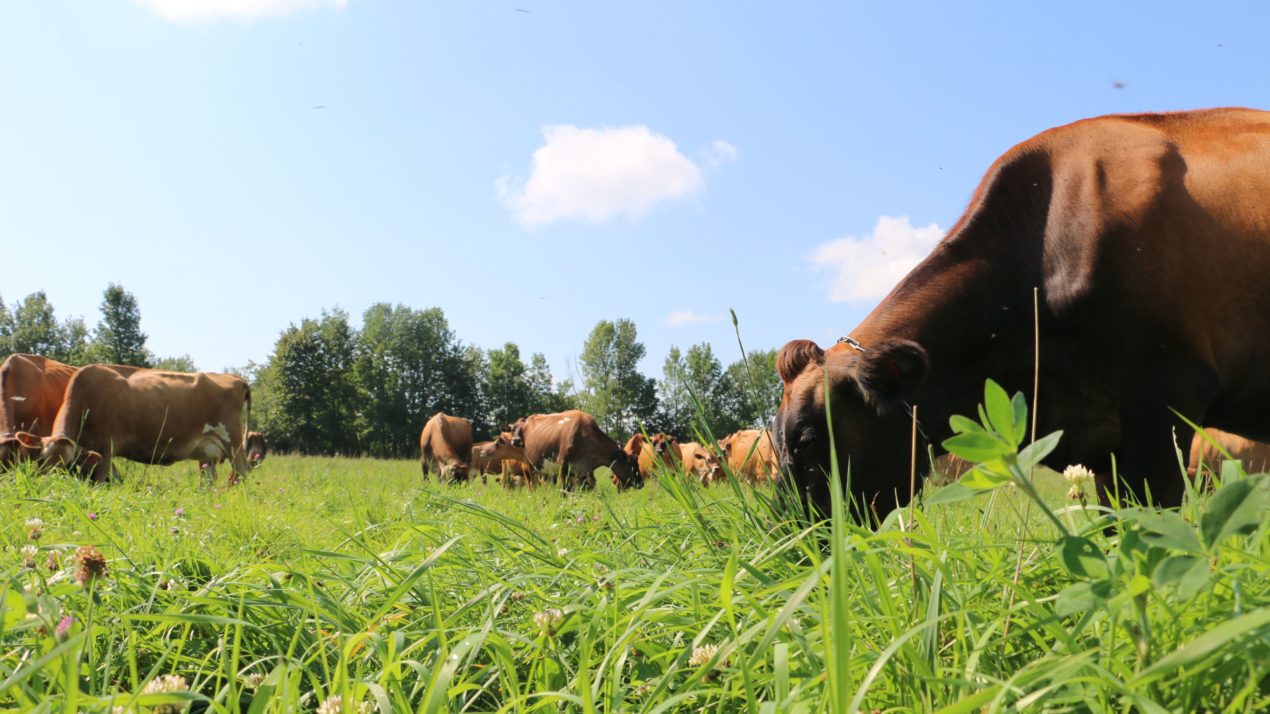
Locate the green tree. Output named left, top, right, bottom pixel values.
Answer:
left=658, top=343, right=741, bottom=440
left=0, top=295, right=13, bottom=361
left=578, top=319, right=658, bottom=436
left=353, top=304, right=484, bottom=456
left=60, top=317, right=92, bottom=365
left=725, top=348, right=781, bottom=429
left=11, top=292, right=67, bottom=360
left=91, top=283, right=150, bottom=366
left=528, top=352, right=575, bottom=414
left=268, top=309, right=360, bottom=455
left=484, top=342, right=535, bottom=429
left=153, top=354, right=198, bottom=372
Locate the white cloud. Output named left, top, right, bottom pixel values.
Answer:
left=498, top=125, right=710, bottom=228
left=666, top=310, right=725, bottom=327
left=705, top=139, right=739, bottom=167
left=811, top=215, right=945, bottom=302
left=135, top=0, right=346, bottom=22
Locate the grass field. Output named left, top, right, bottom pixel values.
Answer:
left=1, top=442, right=1268, bottom=712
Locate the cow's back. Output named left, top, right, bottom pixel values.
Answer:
left=1, top=354, right=77, bottom=437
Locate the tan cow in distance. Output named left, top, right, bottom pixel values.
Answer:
left=0, top=354, right=78, bottom=467
left=719, top=429, right=779, bottom=484
left=419, top=412, right=473, bottom=483
left=504, top=410, right=641, bottom=491
left=679, top=442, right=726, bottom=485
left=1187, top=429, right=1270, bottom=478
left=18, top=365, right=256, bottom=484
left=473, top=437, right=536, bottom=488
left=624, top=432, right=682, bottom=481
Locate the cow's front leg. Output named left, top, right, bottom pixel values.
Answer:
left=200, top=460, right=219, bottom=487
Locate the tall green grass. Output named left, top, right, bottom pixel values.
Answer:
left=0, top=413, right=1267, bottom=712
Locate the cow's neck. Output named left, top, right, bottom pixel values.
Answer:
left=852, top=226, right=1044, bottom=446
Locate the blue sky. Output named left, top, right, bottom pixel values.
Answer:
left=3, top=1, right=1268, bottom=381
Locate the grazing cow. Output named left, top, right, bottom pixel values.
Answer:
left=507, top=410, right=641, bottom=491
left=1187, top=429, right=1270, bottom=477
left=0, top=354, right=77, bottom=467
left=473, top=437, right=536, bottom=488
left=19, top=365, right=255, bottom=484
left=419, top=412, right=473, bottom=483
left=774, top=108, right=1270, bottom=520
left=679, top=442, right=726, bottom=485
left=623, top=432, right=682, bottom=481
left=719, top=429, right=779, bottom=484
left=245, top=431, right=268, bottom=465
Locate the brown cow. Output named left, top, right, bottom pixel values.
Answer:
left=623, top=432, right=682, bottom=481
left=0, top=354, right=77, bottom=467
left=506, top=410, right=641, bottom=491
left=774, top=108, right=1270, bottom=520
left=719, top=429, right=779, bottom=484
left=679, top=441, right=726, bottom=485
left=473, top=437, right=536, bottom=488
left=245, top=431, right=268, bottom=465
left=1187, top=429, right=1270, bottom=478
left=419, top=412, right=473, bottom=483
left=19, top=365, right=255, bottom=484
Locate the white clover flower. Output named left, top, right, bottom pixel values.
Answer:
left=241, top=673, right=265, bottom=690
left=25, top=518, right=44, bottom=529
left=1063, top=464, right=1095, bottom=500
left=688, top=643, right=721, bottom=668
left=316, top=695, right=372, bottom=714
left=141, top=674, right=189, bottom=714
left=21, top=545, right=38, bottom=559
left=557, top=547, right=569, bottom=557
left=533, top=608, right=564, bottom=636
left=26, top=518, right=44, bottom=541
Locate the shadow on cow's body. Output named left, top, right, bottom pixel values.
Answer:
left=775, top=108, right=1270, bottom=521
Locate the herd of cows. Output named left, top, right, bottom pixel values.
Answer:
left=418, top=409, right=778, bottom=491
left=6, top=109, right=1270, bottom=523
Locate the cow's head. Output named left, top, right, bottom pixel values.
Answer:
left=245, top=432, right=268, bottom=466
left=773, top=338, right=930, bottom=521
left=440, top=461, right=470, bottom=483
left=610, top=450, right=643, bottom=491
left=0, top=432, right=44, bottom=467
left=651, top=433, right=678, bottom=456
left=690, top=447, right=726, bottom=484
left=33, top=433, right=103, bottom=477
left=508, top=418, right=528, bottom=449
left=480, top=434, right=522, bottom=461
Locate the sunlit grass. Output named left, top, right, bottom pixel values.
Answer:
left=0, top=449, right=1266, bottom=712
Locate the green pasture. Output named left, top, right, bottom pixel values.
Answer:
left=0, top=431, right=1267, bottom=711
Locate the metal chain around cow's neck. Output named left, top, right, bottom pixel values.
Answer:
left=836, top=335, right=931, bottom=445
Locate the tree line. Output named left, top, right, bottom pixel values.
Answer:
left=0, top=288, right=781, bottom=458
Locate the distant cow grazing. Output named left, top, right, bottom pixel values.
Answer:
left=0, top=354, right=77, bottom=467
left=473, top=437, right=536, bottom=488
left=679, top=442, right=726, bottom=485
left=719, top=429, right=779, bottom=484
left=419, top=412, right=473, bottom=483
left=624, top=432, right=681, bottom=481
left=19, top=365, right=256, bottom=484
left=775, top=108, right=1270, bottom=519
left=507, top=410, right=641, bottom=491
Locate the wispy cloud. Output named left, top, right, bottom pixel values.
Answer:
left=810, top=215, right=944, bottom=302
left=704, top=139, right=739, bottom=167
left=498, top=125, right=728, bottom=229
left=135, top=0, right=347, bottom=23
left=666, top=310, right=725, bottom=327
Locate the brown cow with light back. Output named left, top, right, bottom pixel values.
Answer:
left=419, top=412, right=473, bottom=483
left=473, top=437, right=536, bottom=488
left=500, top=410, right=641, bottom=491
left=624, top=432, right=682, bottom=481
left=18, top=365, right=257, bottom=484
left=0, top=354, right=78, bottom=466
left=719, top=429, right=779, bottom=484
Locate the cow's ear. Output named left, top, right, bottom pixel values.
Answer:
left=852, top=339, right=929, bottom=411
left=14, top=432, right=41, bottom=450
left=777, top=339, right=825, bottom=383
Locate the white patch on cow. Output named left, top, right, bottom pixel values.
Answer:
left=9, top=396, right=25, bottom=402
left=558, top=417, right=572, bottom=424
left=203, top=423, right=231, bottom=443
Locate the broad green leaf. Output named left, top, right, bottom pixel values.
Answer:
left=983, top=379, right=1019, bottom=446
left=1060, top=536, right=1110, bottom=580
left=1056, top=580, right=1112, bottom=617
left=1122, top=510, right=1203, bottom=555
left=1017, top=430, right=1063, bottom=471
left=958, top=465, right=1013, bottom=491
left=948, top=414, right=984, bottom=435
left=922, top=481, right=983, bottom=505
left=1011, top=392, right=1029, bottom=440
left=1, top=588, right=26, bottom=631
left=942, top=432, right=1009, bottom=462
left=1152, top=554, right=1210, bottom=600
left=1200, top=474, right=1270, bottom=548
